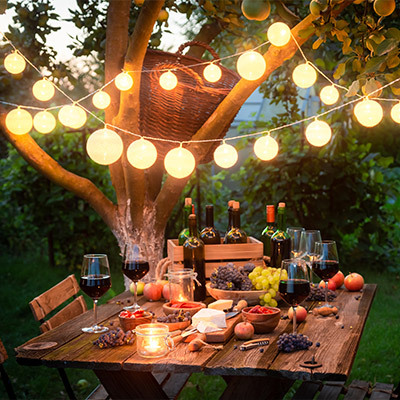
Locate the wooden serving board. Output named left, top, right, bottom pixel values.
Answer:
left=205, top=313, right=243, bottom=343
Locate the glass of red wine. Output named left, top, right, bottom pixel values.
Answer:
left=80, top=254, right=111, bottom=333
left=312, top=240, right=339, bottom=308
left=122, top=243, right=150, bottom=310
left=279, top=259, right=310, bottom=334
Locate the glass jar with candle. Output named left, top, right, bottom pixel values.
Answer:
left=135, top=323, right=174, bottom=358
left=167, top=268, right=197, bottom=302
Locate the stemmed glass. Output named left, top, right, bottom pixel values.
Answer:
left=312, top=241, right=339, bottom=308
left=122, top=243, right=150, bottom=310
left=80, top=254, right=111, bottom=333
left=279, top=259, right=310, bottom=333
left=299, top=230, right=322, bottom=281
left=287, top=227, right=305, bottom=258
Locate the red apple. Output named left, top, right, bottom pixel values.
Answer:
left=344, top=273, right=364, bottom=291
left=288, top=306, right=307, bottom=323
left=143, top=282, right=162, bottom=301
left=234, top=322, right=254, bottom=340
left=319, top=279, right=337, bottom=291
left=331, top=271, right=345, bottom=288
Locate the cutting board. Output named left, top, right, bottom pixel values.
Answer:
left=205, top=313, right=243, bottom=343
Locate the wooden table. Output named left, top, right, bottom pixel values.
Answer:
left=15, top=284, right=376, bottom=399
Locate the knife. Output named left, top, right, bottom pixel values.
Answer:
left=225, top=299, right=248, bottom=319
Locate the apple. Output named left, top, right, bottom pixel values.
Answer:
left=234, top=322, right=254, bottom=340
left=288, top=306, right=307, bottom=323
left=319, top=279, right=337, bottom=291
left=344, top=273, right=364, bottom=291
left=130, top=281, right=145, bottom=296
left=331, top=271, right=345, bottom=288
left=143, top=282, right=162, bottom=301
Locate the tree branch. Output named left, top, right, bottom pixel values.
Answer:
left=186, top=20, right=224, bottom=58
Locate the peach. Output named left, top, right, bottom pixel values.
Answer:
left=319, top=279, right=337, bottom=291
left=143, top=282, right=162, bottom=301
left=234, top=322, right=254, bottom=340
left=288, top=306, right=307, bottom=323
left=344, top=273, right=364, bottom=291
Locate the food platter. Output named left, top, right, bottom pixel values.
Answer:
left=206, top=282, right=268, bottom=305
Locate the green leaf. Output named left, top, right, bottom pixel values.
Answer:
left=312, top=37, right=324, bottom=49
left=376, top=38, right=399, bottom=56
left=364, top=56, right=386, bottom=74
left=333, top=62, right=346, bottom=80
left=386, top=27, right=400, bottom=41
left=345, top=80, right=360, bottom=97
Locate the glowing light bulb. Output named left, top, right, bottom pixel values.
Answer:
left=164, top=146, right=195, bottom=179
left=292, top=63, right=317, bottom=88
left=32, top=78, right=55, bottom=102
left=305, top=119, right=332, bottom=147
left=213, top=142, right=238, bottom=169
left=4, top=52, right=26, bottom=74
left=391, top=103, right=400, bottom=124
left=86, top=128, right=123, bottom=165
left=127, top=138, right=157, bottom=169
left=203, top=63, right=222, bottom=83
left=236, top=51, right=266, bottom=81
left=5, top=108, right=33, bottom=135
left=115, top=72, right=133, bottom=91
left=159, top=71, right=178, bottom=90
left=58, top=105, right=87, bottom=129
left=33, top=111, right=56, bottom=134
left=354, top=99, right=383, bottom=127
left=254, top=135, right=279, bottom=161
left=267, top=22, right=291, bottom=47
left=92, top=91, right=111, bottom=109
left=319, top=85, right=340, bottom=105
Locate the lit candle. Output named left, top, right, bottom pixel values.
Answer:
left=144, top=335, right=162, bottom=355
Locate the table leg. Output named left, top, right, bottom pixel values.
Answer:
left=220, top=375, right=295, bottom=400
left=95, top=370, right=169, bottom=399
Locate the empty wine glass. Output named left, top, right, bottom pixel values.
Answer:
left=80, top=254, right=111, bottom=333
left=279, top=259, right=310, bottom=334
left=299, top=230, right=322, bottom=281
left=122, top=243, right=150, bottom=310
left=287, top=227, right=305, bottom=258
left=312, top=241, right=339, bottom=308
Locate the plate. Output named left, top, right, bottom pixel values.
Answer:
left=206, top=282, right=267, bottom=305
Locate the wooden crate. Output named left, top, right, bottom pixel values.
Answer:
left=167, top=236, right=263, bottom=277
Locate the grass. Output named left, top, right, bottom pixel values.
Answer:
left=0, top=254, right=398, bottom=400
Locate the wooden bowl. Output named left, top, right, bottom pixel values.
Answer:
left=156, top=320, right=191, bottom=332
left=118, top=312, right=153, bottom=332
left=242, top=306, right=281, bottom=333
left=206, top=282, right=267, bottom=305
left=162, top=302, right=206, bottom=317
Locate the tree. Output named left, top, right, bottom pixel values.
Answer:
left=1, top=0, right=399, bottom=279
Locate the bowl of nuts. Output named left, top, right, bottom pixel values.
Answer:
left=157, top=310, right=192, bottom=331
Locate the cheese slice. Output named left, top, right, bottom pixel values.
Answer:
left=208, top=299, right=233, bottom=311
left=192, top=308, right=227, bottom=329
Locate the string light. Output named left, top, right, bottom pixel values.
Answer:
left=305, top=119, right=332, bottom=147
left=203, top=63, right=222, bottom=83
left=115, top=72, right=133, bottom=91
left=4, top=51, right=26, bottom=74
left=390, top=102, right=400, bottom=124
left=58, top=105, right=87, bottom=129
left=33, top=110, right=56, bottom=134
left=86, top=127, right=123, bottom=165
left=164, top=145, right=195, bottom=179
left=159, top=70, right=178, bottom=91
left=236, top=51, right=266, bottom=81
left=292, top=62, right=317, bottom=88
left=320, top=85, right=340, bottom=105
left=5, top=108, right=33, bottom=135
left=267, top=22, right=291, bottom=47
left=213, top=142, right=238, bottom=168
left=92, top=91, right=111, bottom=109
left=127, top=138, right=157, bottom=169
left=32, top=78, right=55, bottom=102
left=254, top=135, right=279, bottom=161
left=354, top=99, right=383, bottom=127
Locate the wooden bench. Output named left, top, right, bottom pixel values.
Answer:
left=0, top=338, right=16, bottom=399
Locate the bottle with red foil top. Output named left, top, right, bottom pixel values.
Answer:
left=270, top=202, right=291, bottom=268
left=261, top=205, right=277, bottom=258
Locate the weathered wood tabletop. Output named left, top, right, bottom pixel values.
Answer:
left=15, top=284, right=376, bottom=399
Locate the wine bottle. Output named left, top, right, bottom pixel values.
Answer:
left=270, top=202, right=291, bottom=268
left=178, top=198, right=192, bottom=245
left=224, top=201, right=247, bottom=244
left=261, top=205, right=277, bottom=257
left=224, top=200, right=235, bottom=239
left=200, top=205, right=221, bottom=244
left=183, top=214, right=206, bottom=301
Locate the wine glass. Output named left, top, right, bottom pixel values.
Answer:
left=287, top=227, right=305, bottom=258
left=279, top=259, right=310, bottom=334
left=312, top=241, right=339, bottom=308
left=122, top=243, right=150, bottom=310
left=299, top=230, right=322, bottom=281
left=80, top=254, right=111, bottom=333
